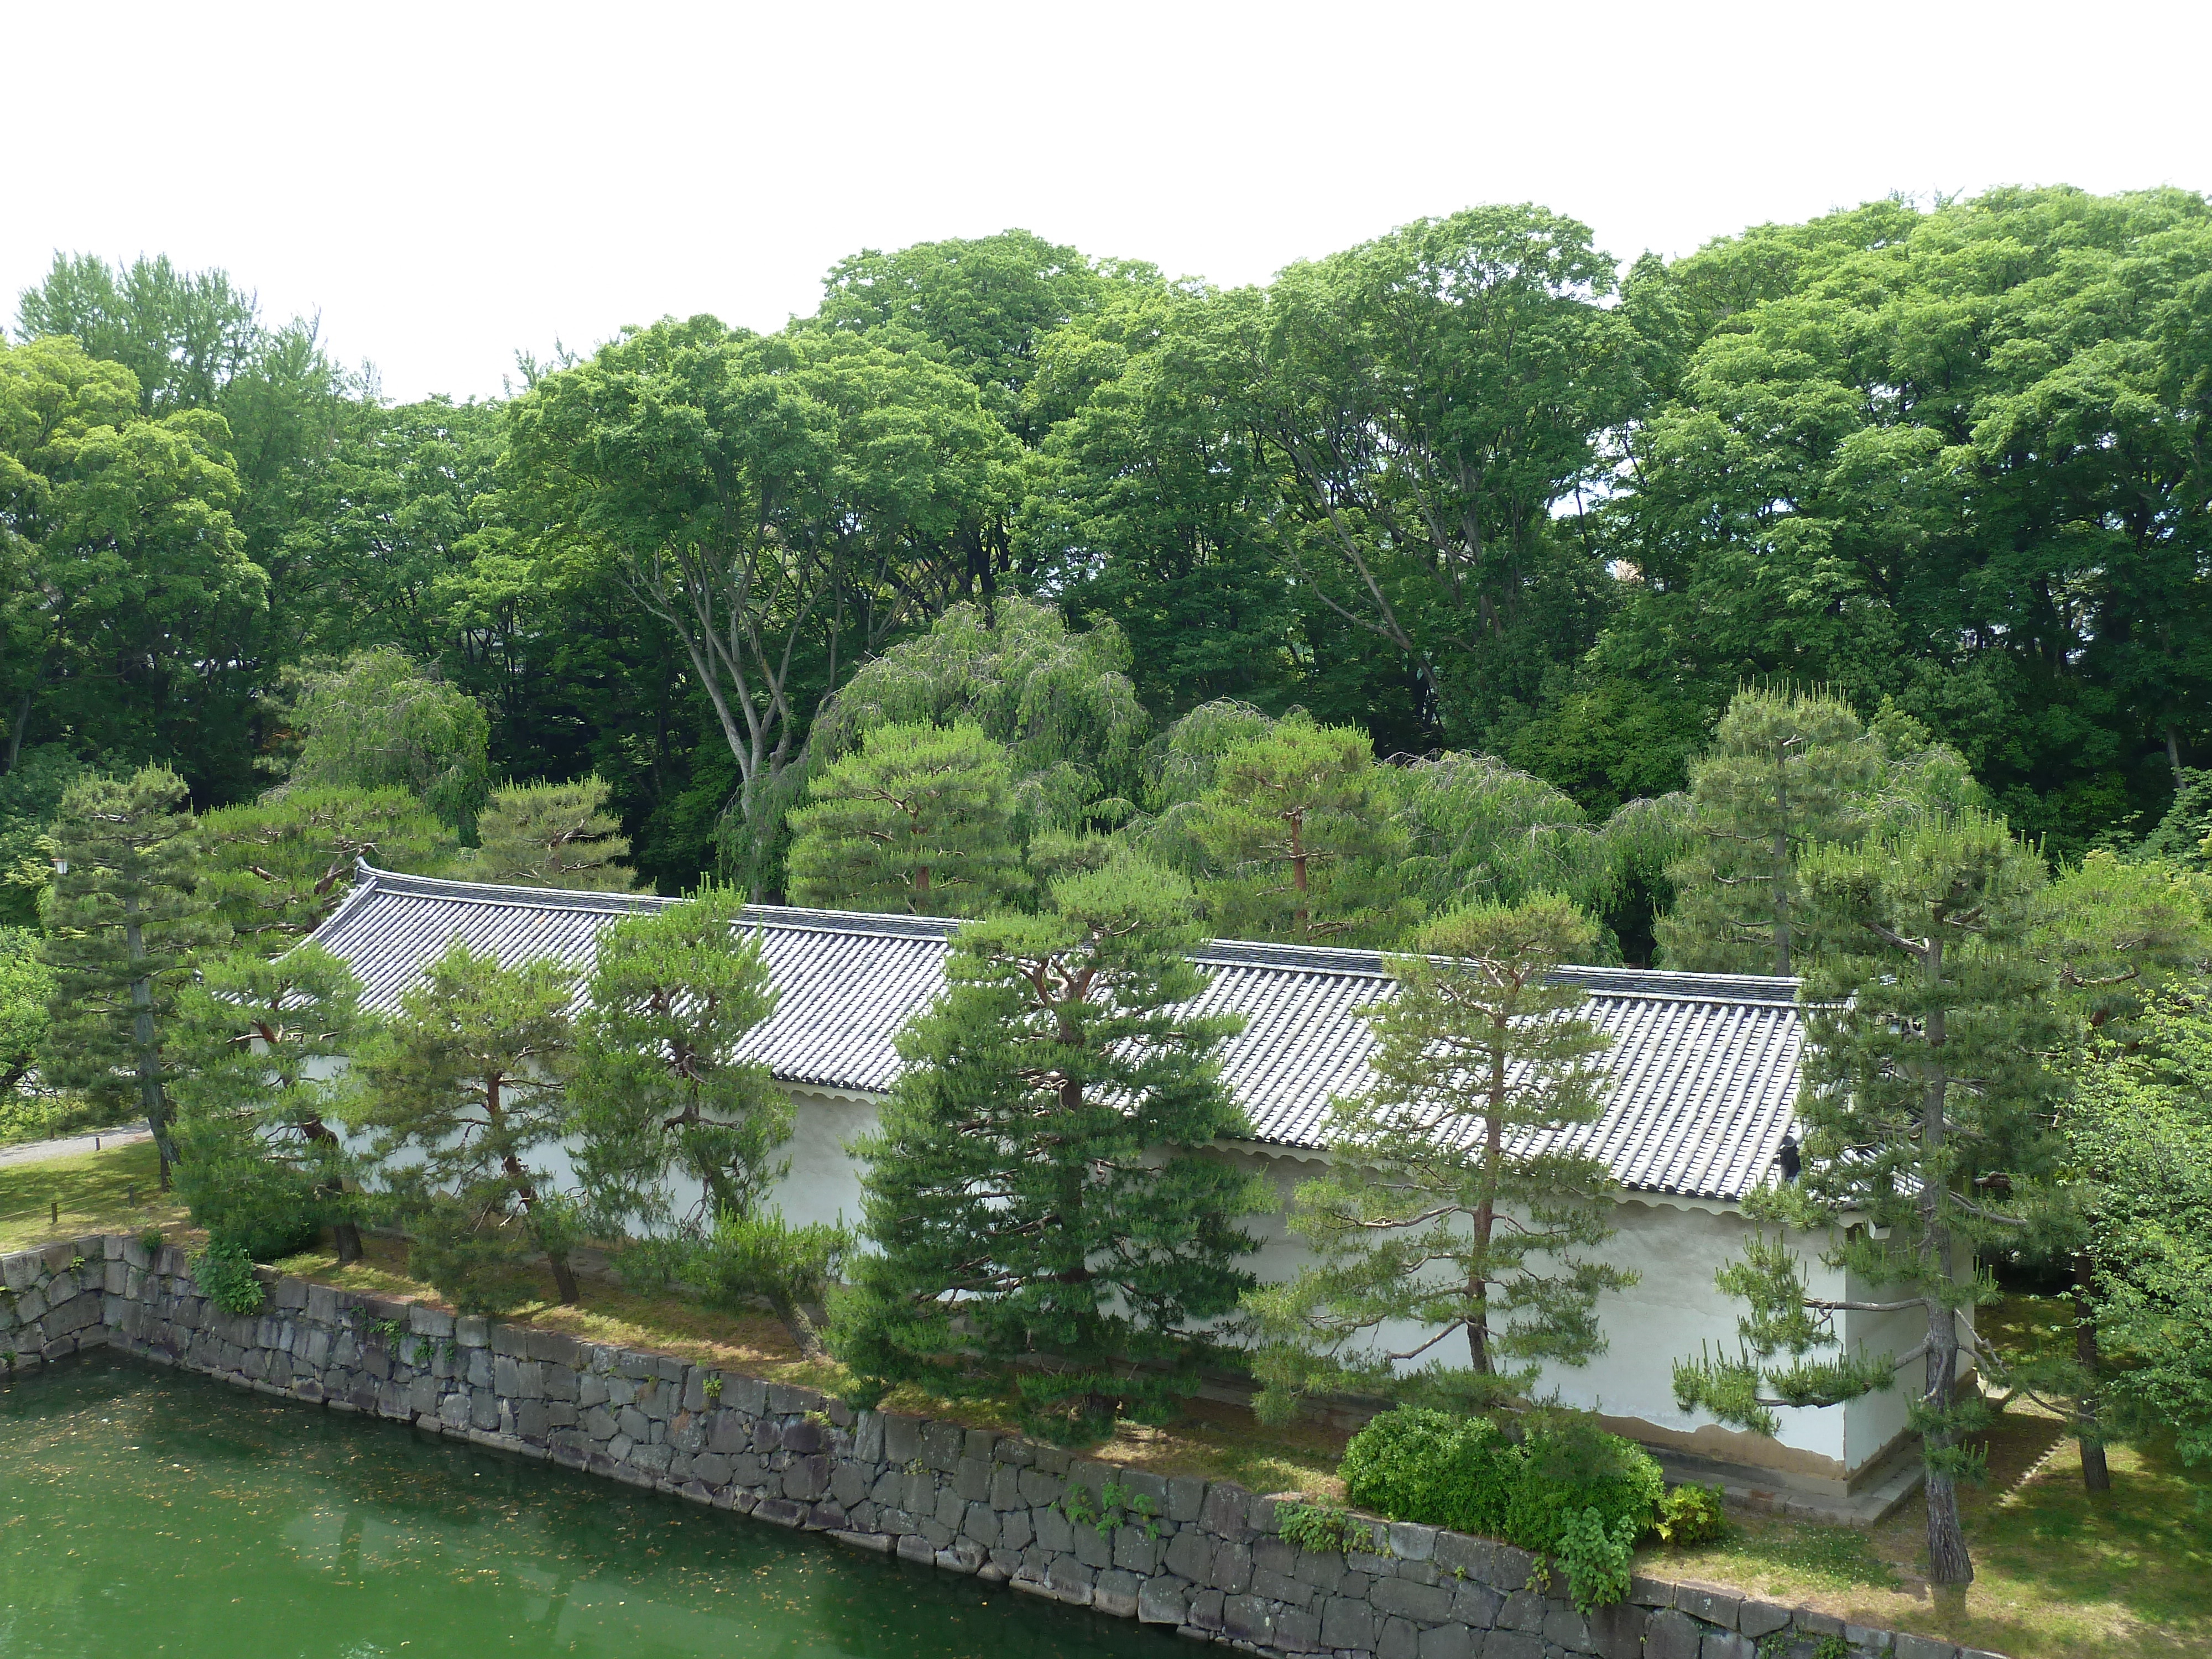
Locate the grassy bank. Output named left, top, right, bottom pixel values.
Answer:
left=8, top=1142, right=2206, bottom=1658
left=0, top=1139, right=186, bottom=1251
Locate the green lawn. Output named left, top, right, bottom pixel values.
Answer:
left=0, top=1139, right=186, bottom=1253
left=1644, top=1305, right=2212, bottom=1658
left=6, top=1147, right=2205, bottom=1657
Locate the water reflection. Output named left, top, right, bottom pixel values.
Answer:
left=0, top=1353, right=1171, bottom=1659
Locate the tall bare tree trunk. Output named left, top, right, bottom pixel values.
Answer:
left=2074, top=1254, right=2111, bottom=1494
left=123, top=898, right=174, bottom=1191
left=1921, top=940, right=1974, bottom=1587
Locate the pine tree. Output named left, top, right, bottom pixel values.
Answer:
left=1656, top=687, right=1881, bottom=975
left=170, top=943, right=370, bottom=1261
left=786, top=721, right=1021, bottom=916
left=567, top=888, right=822, bottom=1347
left=1193, top=714, right=1408, bottom=944
left=831, top=852, right=1269, bottom=1441
left=37, top=768, right=223, bottom=1186
left=198, top=786, right=457, bottom=954
left=1244, top=895, right=1633, bottom=1418
left=351, top=942, right=580, bottom=1312
left=1673, top=812, right=2064, bottom=1587
left=470, top=777, right=635, bottom=891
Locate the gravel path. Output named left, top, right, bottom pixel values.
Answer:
left=0, top=1125, right=152, bottom=1169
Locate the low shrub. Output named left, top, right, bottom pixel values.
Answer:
left=1277, top=1499, right=1361, bottom=1554
left=1339, top=1408, right=1519, bottom=1535
left=192, top=1243, right=266, bottom=1316
left=1554, top=1504, right=1639, bottom=1613
left=1504, top=1411, right=1666, bottom=1558
left=1655, top=1481, right=1730, bottom=1545
left=1338, top=1406, right=1665, bottom=1603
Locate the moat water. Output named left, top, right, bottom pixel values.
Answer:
left=0, top=1352, right=1176, bottom=1658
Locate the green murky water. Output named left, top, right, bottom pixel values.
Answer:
left=0, top=1353, right=1175, bottom=1658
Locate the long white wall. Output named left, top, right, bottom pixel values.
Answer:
left=764, top=1093, right=1876, bottom=1481
left=320, top=1070, right=1912, bottom=1483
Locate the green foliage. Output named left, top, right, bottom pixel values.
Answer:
left=1340, top=1407, right=1519, bottom=1531
left=1676, top=811, right=2064, bottom=1584
left=786, top=722, right=1022, bottom=916
left=0, top=747, right=89, bottom=928
left=1024, top=288, right=1300, bottom=719
left=1059, top=1480, right=1166, bottom=1540
left=666, top=1207, right=850, bottom=1365
left=350, top=941, right=578, bottom=1313
left=1191, top=713, right=1410, bottom=944
left=2032, top=852, right=2209, bottom=1044
left=568, top=886, right=789, bottom=1237
left=1554, top=1504, right=1638, bottom=1612
left=2065, top=998, right=2212, bottom=1469
left=36, top=768, right=224, bottom=1176
left=0, top=926, right=53, bottom=1099
left=832, top=851, right=1267, bottom=1442
left=1275, top=1500, right=1360, bottom=1555
left=1251, top=206, right=1637, bottom=740
left=1655, top=687, right=1882, bottom=975
left=810, top=598, right=1147, bottom=834
left=813, top=228, right=1124, bottom=443
left=291, top=649, right=493, bottom=838
left=468, top=776, right=634, bottom=891
left=1598, top=188, right=2212, bottom=857
left=1653, top=1483, right=1730, bottom=1546
left=1246, top=896, right=1631, bottom=1418
left=0, top=332, right=269, bottom=804
left=136, top=1227, right=164, bottom=1256
left=169, top=943, right=367, bottom=1261
left=501, top=316, right=1021, bottom=888
left=1338, top=1407, right=1663, bottom=1569
left=192, top=1242, right=266, bottom=1315
left=197, top=786, right=457, bottom=954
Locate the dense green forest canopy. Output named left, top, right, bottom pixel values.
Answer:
left=7, top=189, right=2210, bottom=894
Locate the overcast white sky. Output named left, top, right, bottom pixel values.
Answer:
left=9, top=0, right=2208, bottom=404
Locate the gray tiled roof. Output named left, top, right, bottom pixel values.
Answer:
left=311, top=865, right=1802, bottom=1203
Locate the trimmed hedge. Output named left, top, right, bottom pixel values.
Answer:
left=1339, top=1406, right=1665, bottom=1558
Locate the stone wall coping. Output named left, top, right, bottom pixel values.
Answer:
left=0, top=1238, right=2010, bottom=1659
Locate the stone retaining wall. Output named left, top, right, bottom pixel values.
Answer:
left=0, top=1236, right=2004, bottom=1659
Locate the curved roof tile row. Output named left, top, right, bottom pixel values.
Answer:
left=310, top=865, right=1802, bottom=1203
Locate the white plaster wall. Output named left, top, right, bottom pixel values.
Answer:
left=766, top=1090, right=879, bottom=1232
left=1531, top=1202, right=1849, bottom=1470
left=310, top=1060, right=1859, bottom=1473
left=1218, top=1147, right=1847, bottom=1470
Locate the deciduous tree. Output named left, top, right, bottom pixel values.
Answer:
left=291, top=649, right=493, bottom=838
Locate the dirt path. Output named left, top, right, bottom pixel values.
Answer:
left=0, top=1125, right=151, bottom=1169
